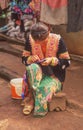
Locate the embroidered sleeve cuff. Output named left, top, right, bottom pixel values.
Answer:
left=51, top=57, right=59, bottom=66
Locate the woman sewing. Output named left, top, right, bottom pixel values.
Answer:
left=22, top=22, right=70, bottom=117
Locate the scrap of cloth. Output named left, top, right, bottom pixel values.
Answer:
left=10, top=0, right=33, bottom=15
left=0, top=0, right=9, bottom=10
left=29, top=0, right=41, bottom=18
left=40, top=0, right=68, bottom=25
left=29, top=0, right=41, bottom=13
left=67, top=0, right=83, bottom=32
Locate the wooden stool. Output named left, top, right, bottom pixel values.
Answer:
left=49, top=92, right=67, bottom=112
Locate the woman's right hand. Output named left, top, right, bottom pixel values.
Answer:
left=22, top=50, right=30, bottom=57
left=27, top=55, right=40, bottom=64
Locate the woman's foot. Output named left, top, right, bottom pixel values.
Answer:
left=23, top=105, right=33, bottom=115
left=22, top=98, right=34, bottom=115
left=21, top=97, right=31, bottom=106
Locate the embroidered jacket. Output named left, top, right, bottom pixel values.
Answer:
left=22, top=33, right=70, bottom=83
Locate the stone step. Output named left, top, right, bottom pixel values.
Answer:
left=0, top=43, right=22, bottom=57
left=0, top=33, right=24, bottom=46
left=0, top=66, right=20, bottom=81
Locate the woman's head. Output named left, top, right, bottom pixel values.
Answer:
left=30, top=22, right=50, bottom=41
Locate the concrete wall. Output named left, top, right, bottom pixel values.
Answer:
left=53, top=25, right=83, bottom=56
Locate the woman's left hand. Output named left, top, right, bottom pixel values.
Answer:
left=41, top=58, right=52, bottom=66
left=41, top=57, right=59, bottom=66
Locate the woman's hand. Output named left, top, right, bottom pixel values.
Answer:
left=51, top=57, right=59, bottom=66
left=22, top=50, right=30, bottom=57
left=41, top=58, right=52, bottom=66
left=31, top=55, right=40, bottom=62
left=41, top=57, right=59, bottom=66
left=27, top=55, right=40, bottom=64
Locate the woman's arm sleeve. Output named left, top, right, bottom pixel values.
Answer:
left=57, top=38, right=70, bottom=68
left=24, top=36, right=31, bottom=51
left=22, top=36, right=31, bottom=65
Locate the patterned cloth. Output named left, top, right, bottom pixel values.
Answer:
left=10, top=0, right=33, bottom=15
left=21, top=72, right=29, bottom=99
left=25, top=63, right=61, bottom=116
left=29, top=0, right=41, bottom=18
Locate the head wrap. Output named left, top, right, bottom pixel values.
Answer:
left=30, top=22, right=49, bottom=41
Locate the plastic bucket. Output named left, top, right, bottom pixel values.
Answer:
left=10, top=78, right=23, bottom=99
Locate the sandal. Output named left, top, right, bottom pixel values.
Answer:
left=23, top=97, right=34, bottom=115
left=23, top=105, right=33, bottom=115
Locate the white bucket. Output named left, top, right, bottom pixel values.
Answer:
left=10, top=78, right=23, bottom=99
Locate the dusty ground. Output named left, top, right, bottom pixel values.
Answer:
left=0, top=41, right=83, bottom=130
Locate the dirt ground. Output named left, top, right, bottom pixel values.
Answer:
left=0, top=41, right=83, bottom=130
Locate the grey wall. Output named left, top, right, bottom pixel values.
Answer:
left=52, top=25, right=83, bottom=56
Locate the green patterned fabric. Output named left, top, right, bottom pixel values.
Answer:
left=26, top=63, right=61, bottom=117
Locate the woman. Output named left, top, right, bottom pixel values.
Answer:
left=22, top=22, right=70, bottom=117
